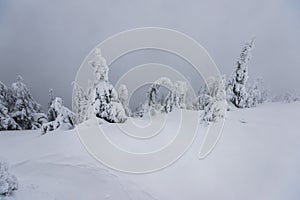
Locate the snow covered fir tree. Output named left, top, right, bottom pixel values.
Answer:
left=118, top=84, right=131, bottom=117
left=226, top=38, right=255, bottom=108
left=225, top=37, right=270, bottom=109
left=0, top=76, right=47, bottom=131
left=73, top=48, right=127, bottom=124
left=0, top=81, right=20, bottom=131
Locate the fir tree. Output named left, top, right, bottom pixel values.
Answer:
left=226, top=38, right=255, bottom=108
left=10, top=76, right=45, bottom=129
left=86, top=48, right=127, bottom=123
left=118, top=84, right=130, bottom=116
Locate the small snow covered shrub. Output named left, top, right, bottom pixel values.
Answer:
left=0, top=161, right=18, bottom=196
left=42, top=97, right=75, bottom=133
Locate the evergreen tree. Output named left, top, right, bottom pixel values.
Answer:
left=86, top=48, right=127, bottom=123
left=163, top=91, right=174, bottom=113
left=73, top=83, right=89, bottom=124
left=47, top=89, right=57, bottom=122
left=0, top=81, right=20, bottom=131
left=118, top=84, right=130, bottom=116
left=0, top=103, right=20, bottom=131
left=173, top=81, right=188, bottom=109
left=10, top=76, right=45, bottom=130
left=226, top=38, right=255, bottom=108
left=147, top=82, right=161, bottom=108
left=0, top=81, right=15, bottom=111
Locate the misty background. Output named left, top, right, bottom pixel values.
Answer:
left=0, top=0, right=300, bottom=110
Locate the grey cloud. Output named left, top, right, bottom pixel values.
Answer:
left=0, top=0, right=299, bottom=109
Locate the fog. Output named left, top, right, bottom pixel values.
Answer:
left=0, top=0, right=300, bottom=109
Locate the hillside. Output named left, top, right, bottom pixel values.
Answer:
left=0, top=102, right=300, bottom=200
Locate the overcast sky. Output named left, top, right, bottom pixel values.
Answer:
left=0, top=0, right=300, bottom=109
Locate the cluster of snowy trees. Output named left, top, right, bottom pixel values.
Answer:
left=133, top=77, right=189, bottom=117
left=2, top=38, right=298, bottom=130
left=271, top=91, right=300, bottom=103
left=0, top=77, right=75, bottom=133
left=132, top=75, right=227, bottom=123
left=0, top=48, right=130, bottom=132
left=133, top=37, right=269, bottom=123
left=0, top=161, right=18, bottom=195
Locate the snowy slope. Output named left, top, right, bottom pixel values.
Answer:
left=0, top=102, right=300, bottom=200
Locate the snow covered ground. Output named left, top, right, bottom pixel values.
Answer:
left=0, top=102, right=300, bottom=200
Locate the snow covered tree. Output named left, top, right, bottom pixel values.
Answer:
left=92, top=82, right=126, bottom=123
left=144, top=77, right=176, bottom=115
left=48, top=89, right=55, bottom=108
left=0, top=81, right=20, bottom=131
left=47, top=89, right=57, bottom=122
left=226, top=38, right=255, bottom=108
left=0, top=81, right=15, bottom=111
left=72, top=82, right=89, bottom=124
left=42, top=97, right=75, bottom=133
left=173, top=81, right=188, bottom=109
left=10, top=76, right=46, bottom=130
left=185, top=86, right=198, bottom=110
left=163, top=91, right=174, bottom=113
left=147, top=82, right=161, bottom=108
left=0, top=161, right=18, bottom=195
left=0, top=104, right=20, bottom=131
left=85, top=48, right=127, bottom=123
left=118, top=84, right=130, bottom=116
left=253, top=77, right=268, bottom=104
left=245, top=84, right=256, bottom=107
left=244, top=77, right=268, bottom=108
left=199, top=76, right=226, bottom=123
left=137, top=77, right=190, bottom=115
left=156, top=77, right=174, bottom=114
left=89, top=48, right=109, bottom=82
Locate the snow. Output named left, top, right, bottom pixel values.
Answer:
left=1, top=102, right=300, bottom=200
left=0, top=161, right=18, bottom=195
